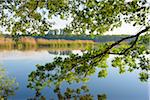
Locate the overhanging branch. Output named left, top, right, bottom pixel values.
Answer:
left=91, top=26, right=150, bottom=58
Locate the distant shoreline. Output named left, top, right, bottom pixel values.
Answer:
left=1, top=34, right=133, bottom=42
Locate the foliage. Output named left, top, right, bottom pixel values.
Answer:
left=0, top=0, right=69, bottom=34
left=0, top=0, right=149, bottom=65
left=27, top=53, right=109, bottom=99
left=111, top=34, right=150, bottom=78
left=0, top=67, right=18, bottom=99
left=0, top=0, right=149, bottom=34
left=0, top=0, right=150, bottom=99
left=27, top=36, right=149, bottom=99
left=0, top=0, right=149, bottom=68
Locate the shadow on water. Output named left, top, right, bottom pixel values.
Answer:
left=0, top=67, right=19, bottom=99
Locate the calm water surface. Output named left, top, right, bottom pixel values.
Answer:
left=0, top=50, right=149, bottom=100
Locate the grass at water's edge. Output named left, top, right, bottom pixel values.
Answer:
left=0, top=37, right=95, bottom=51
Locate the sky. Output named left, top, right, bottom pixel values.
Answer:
left=105, top=23, right=142, bottom=35
left=50, top=17, right=142, bottom=35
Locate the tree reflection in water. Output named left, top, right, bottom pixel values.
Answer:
left=0, top=67, right=18, bottom=99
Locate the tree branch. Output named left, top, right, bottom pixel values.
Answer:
left=91, top=26, right=150, bottom=58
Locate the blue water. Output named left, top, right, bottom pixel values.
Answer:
left=0, top=50, right=149, bottom=100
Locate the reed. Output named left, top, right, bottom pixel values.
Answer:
left=0, top=37, right=15, bottom=50
left=0, top=36, right=95, bottom=51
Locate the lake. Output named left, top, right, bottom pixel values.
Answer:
left=0, top=50, right=149, bottom=100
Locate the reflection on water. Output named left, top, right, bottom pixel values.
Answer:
left=48, top=50, right=72, bottom=55
left=48, top=50, right=85, bottom=55
left=0, top=50, right=149, bottom=100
